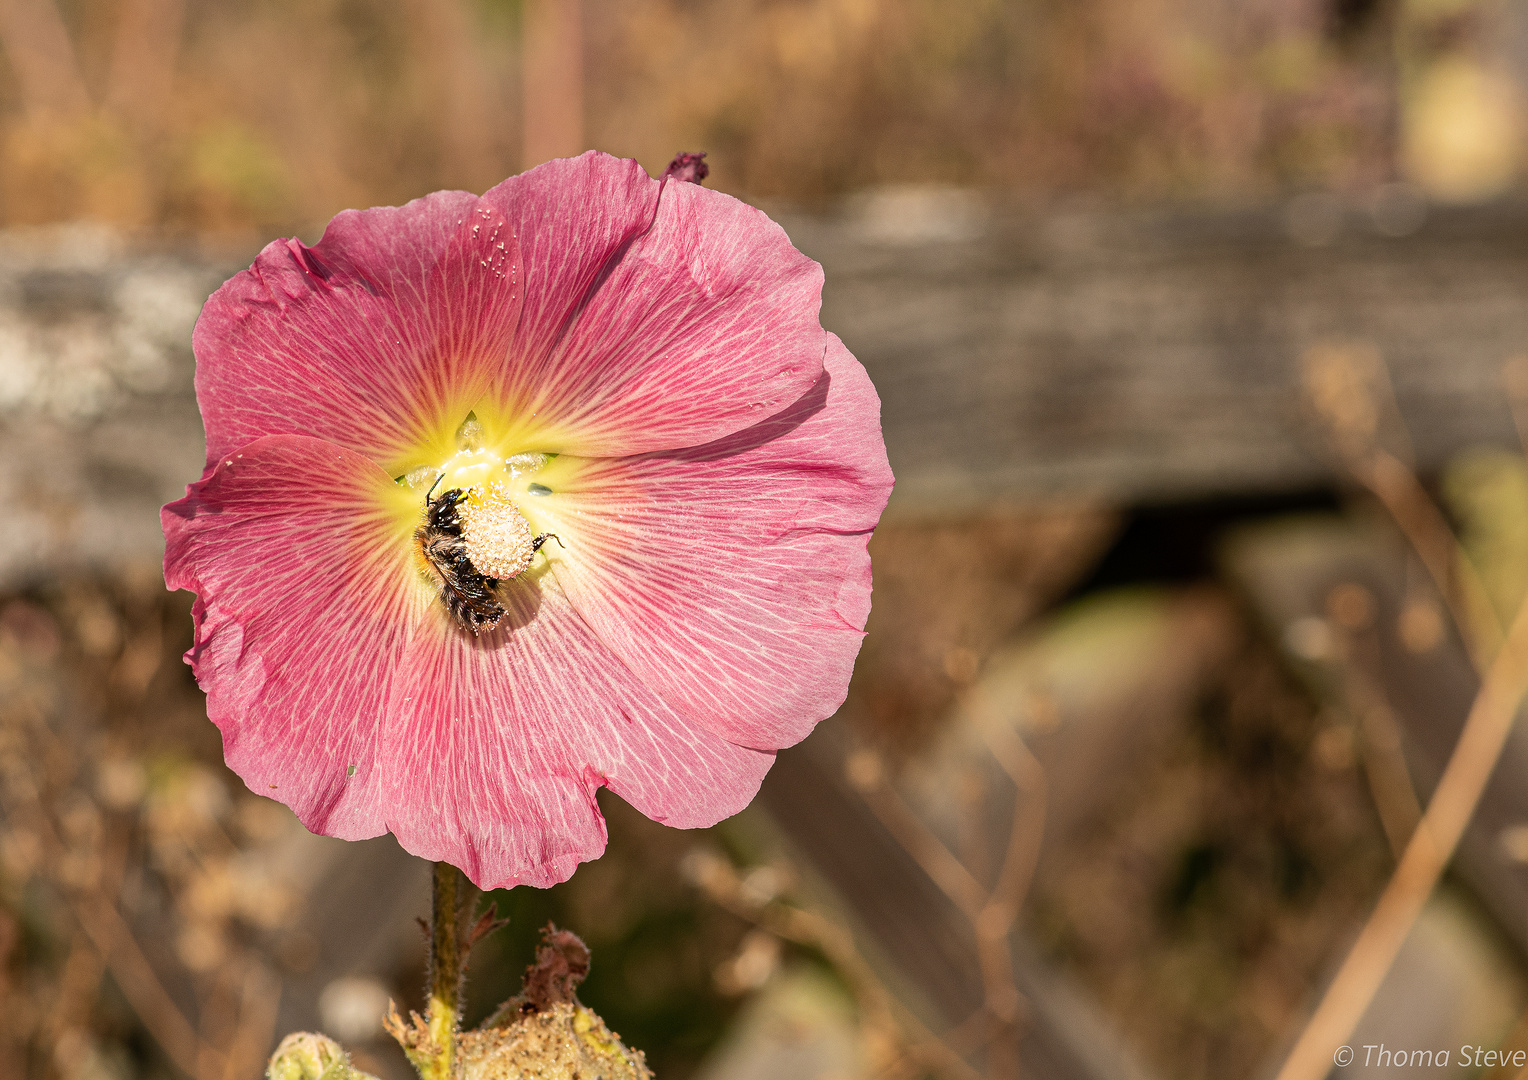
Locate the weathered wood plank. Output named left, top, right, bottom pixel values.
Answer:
left=0, top=229, right=225, bottom=583
left=5, top=200, right=1528, bottom=579
left=783, top=198, right=1528, bottom=515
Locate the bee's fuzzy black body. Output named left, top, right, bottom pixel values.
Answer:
left=416, top=486, right=506, bottom=634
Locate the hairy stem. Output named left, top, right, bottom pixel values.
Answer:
left=425, top=861, right=461, bottom=1080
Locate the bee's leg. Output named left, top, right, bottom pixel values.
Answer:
left=531, top=533, right=564, bottom=553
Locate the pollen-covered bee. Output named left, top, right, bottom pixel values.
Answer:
left=417, top=484, right=503, bottom=633
left=416, top=479, right=560, bottom=635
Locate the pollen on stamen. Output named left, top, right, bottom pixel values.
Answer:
left=459, top=484, right=539, bottom=579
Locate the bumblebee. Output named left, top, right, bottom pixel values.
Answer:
left=415, top=481, right=559, bottom=634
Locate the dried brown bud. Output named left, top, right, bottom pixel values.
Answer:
left=662, top=151, right=709, bottom=185
left=519, top=925, right=590, bottom=1011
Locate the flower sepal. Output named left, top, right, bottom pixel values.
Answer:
left=456, top=1001, right=651, bottom=1080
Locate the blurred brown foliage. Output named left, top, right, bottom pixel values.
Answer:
left=0, top=576, right=310, bottom=1080
left=0, top=0, right=1515, bottom=237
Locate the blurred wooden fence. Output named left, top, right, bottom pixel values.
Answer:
left=4, top=196, right=1528, bottom=582
left=786, top=192, right=1528, bottom=516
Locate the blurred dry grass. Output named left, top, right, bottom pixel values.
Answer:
left=0, top=573, right=304, bottom=1080
left=1024, top=596, right=1393, bottom=1080
left=0, top=0, right=1515, bottom=238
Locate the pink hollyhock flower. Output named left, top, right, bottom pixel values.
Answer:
left=161, top=152, right=892, bottom=889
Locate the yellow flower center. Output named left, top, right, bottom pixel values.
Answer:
left=385, top=409, right=575, bottom=613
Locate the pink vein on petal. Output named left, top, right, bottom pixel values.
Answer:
left=380, top=576, right=775, bottom=890
left=543, top=335, right=894, bottom=750
left=162, top=434, right=424, bottom=840
left=195, top=191, right=523, bottom=473
left=482, top=152, right=827, bottom=456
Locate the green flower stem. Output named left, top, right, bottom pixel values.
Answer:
left=424, top=860, right=461, bottom=1080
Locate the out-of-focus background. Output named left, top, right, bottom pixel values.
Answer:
left=6, top=1, right=1528, bottom=1078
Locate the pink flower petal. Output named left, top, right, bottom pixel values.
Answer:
left=482, top=152, right=827, bottom=456
left=535, top=335, right=894, bottom=750
left=195, top=192, right=522, bottom=474
left=381, top=581, right=776, bottom=890
left=162, top=435, right=424, bottom=840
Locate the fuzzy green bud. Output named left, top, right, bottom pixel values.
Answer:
left=267, top=1032, right=371, bottom=1080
